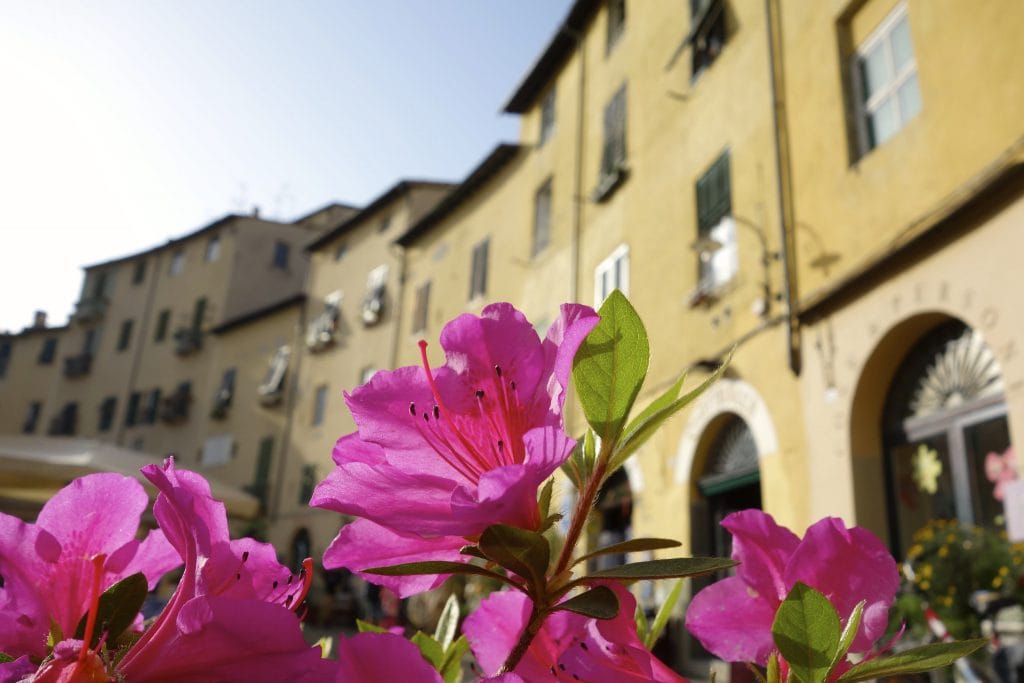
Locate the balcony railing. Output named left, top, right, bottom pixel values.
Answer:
left=173, top=328, right=202, bottom=356
left=73, top=296, right=108, bottom=323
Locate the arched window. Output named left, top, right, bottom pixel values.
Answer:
left=883, top=321, right=1012, bottom=555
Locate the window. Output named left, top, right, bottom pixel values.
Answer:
left=694, top=151, right=737, bottom=294
left=211, top=368, right=235, bottom=419
left=595, top=84, right=628, bottom=200
left=38, top=338, right=58, bottom=365
left=258, top=346, right=290, bottom=406
left=132, top=259, right=147, bottom=285
left=361, top=266, right=388, bottom=326
left=205, top=235, right=221, bottom=262
left=334, top=243, right=348, bottom=261
left=306, top=290, right=343, bottom=351
left=125, top=392, right=141, bottom=427
left=606, top=0, right=626, bottom=53
left=22, top=401, right=41, bottom=434
left=690, top=0, right=726, bottom=77
left=82, top=328, right=100, bottom=355
left=201, top=434, right=233, bottom=467
left=539, top=89, right=556, bottom=146
left=469, top=238, right=490, bottom=300
left=272, top=241, right=290, bottom=269
left=98, top=397, right=117, bottom=432
left=155, top=309, right=171, bottom=343
left=853, top=3, right=921, bottom=153
left=143, top=388, right=162, bottom=424
left=169, top=250, right=185, bottom=276
left=533, top=179, right=552, bottom=257
left=299, top=465, right=318, bottom=505
left=594, top=244, right=630, bottom=305
left=117, top=319, right=134, bottom=352
left=48, top=402, right=78, bottom=436
left=160, top=383, right=190, bottom=423
left=192, top=298, right=207, bottom=334
left=0, top=341, right=10, bottom=378
left=412, top=281, right=431, bottom=335
left=312, top=384, right=328, bottom=426
left=248, top=436, right=275, bottom=509
left=378, top=215, right=392, bottom=233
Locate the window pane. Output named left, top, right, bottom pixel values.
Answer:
left=897, top=72, right=922, bottom=122
left=889, top=15, right=913, bottom=71
left=860, top=43, right=892, bottom=100
left=963, top=416, right=1011, bottom=530
left=868, top=97, right=900, bottom=148
left=890, top=435, right=956, bottom=555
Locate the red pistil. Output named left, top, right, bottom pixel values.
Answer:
left=290, top=558, right=314, bottom=614
left=79, top=553, right=107, bottom=663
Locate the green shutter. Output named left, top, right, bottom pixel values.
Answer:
left=696, top=151, right=731, bottom=233
left=251, top=436, right=274, bottom=509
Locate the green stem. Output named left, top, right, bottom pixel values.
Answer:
left=554, top=455, right=608, bottom=576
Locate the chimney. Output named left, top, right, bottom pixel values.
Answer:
left=32, top=310, right=47, bottom=329
left=252, top=205, right=261, bottom=219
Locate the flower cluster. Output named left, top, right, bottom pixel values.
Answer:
left=0, top=299, right=986, bottom=682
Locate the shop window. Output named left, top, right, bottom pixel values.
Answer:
left=852, top=2, right=921, bottom=154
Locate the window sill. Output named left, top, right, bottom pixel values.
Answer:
left=592, top=165, right=630, bottom=203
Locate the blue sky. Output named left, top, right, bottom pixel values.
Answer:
left=0, top=1, right=571, bottom=332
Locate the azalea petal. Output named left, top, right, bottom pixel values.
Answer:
left=440, top=303, right=545, bottom=415
left=464, top=588, right=550, bottom=679
left=542, top=304, right=600, bottom=418
left=116, top=529, right=183, bottom=591
left=0, top=654, right=35, bottom=683
left=721, top=509, right=800, bottom=604
left=786, top=517, right=899, bottom=653
left=0, top=514, right=48, bottom=658
left=119, top=596, right=331, bottom=683
left=334, top=632, right=443, bottom=683
left=311, top=434, right=460, bottom=535
left=522, top=426, right=576, bottom=482
left=322, top=519, right=465, bottom=598
left=686, top=575, right=779, bottom=665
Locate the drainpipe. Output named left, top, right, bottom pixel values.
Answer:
left=765, top=0, right=801, bottom=374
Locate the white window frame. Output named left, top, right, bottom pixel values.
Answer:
left=698, top=215, right=738, bottom=292
left=852, top=2, right=920, bottom=155
left=594, top=243, right=630, bottom=305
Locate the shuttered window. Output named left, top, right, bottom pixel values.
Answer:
left=469, top=238, right=490, bottom=300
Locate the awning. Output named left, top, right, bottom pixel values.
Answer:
left=0, top=435, right=260, bottom=519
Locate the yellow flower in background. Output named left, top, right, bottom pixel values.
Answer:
left=938, top=545, right=949, bottom=558
left=913, top=444, right=943, bottom=494
left=993, top=576, right=1005, bottom=589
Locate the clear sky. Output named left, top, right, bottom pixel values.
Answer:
left=0, top=1, right=572, bottom=333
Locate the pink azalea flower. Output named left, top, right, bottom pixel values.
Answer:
left=685, top=510, right=899, bottom=666
left=311, top=303, right=598, bottom=596
left=985, top=446, right=1017, bottom=501
left=0, top=473, right=180, bottom=660
left=106, top=459, right=331, bottom=682
left=464, top=582, right=685, bottom=682
left=332, top=632, right=442, bottom=682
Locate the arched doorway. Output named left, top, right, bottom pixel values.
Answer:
left=882, top=320, right=1012, bottom=556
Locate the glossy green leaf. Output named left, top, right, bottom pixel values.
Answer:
left=478, top=524, right=550, bottom=591
left=363, top=560, right=513, bottom=586
left=828, top=600, right=865, bottom=674
left=433, top=594, right=460, bottom=651
left=645, top=579, right=685, bottom=649
left=572, top=290, right=650, bottom=448
left=412, top=631, right=445, bottom=670
left=555, top=585, right=620, bottom=619
left=459, top=545, right=487, bottom=560
left=771, top=583, right=840, bottom=683
left=356, top=619, right=387, bottom=634
left=610, top=350, right=732, bottom=473
left=74, top=572, right=148, bottom=648
left=574, top=538, right=682, bottom=567
left=635, top=601, right=650, bottom=645
left=440, top=635, right=470, bottom=683
left=538, top=478, right=554, bottom=522
left=0, top=653, right=13, bottom=664
left=586, top=557, right=735, bottom=581
left=767, top=653, right=782, bottom=683
left=836, top=639, right=987, bottom=683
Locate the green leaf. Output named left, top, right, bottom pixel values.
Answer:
left=610, top=350, right=732, bottom=472
left=433, top=594, right=460, bottom=650
left=356, top=619, right=387, bottom=634
left=771, top=583, right=841, bottom=683
left=0, top=653, right=13, bottom=664
left=555, top=585, right=620, bottom=619
left=412, top=631, right=445, bottom=669
left=635, top=602, right=650, bottom=645
left=645, top=579, right=685, bottom=650
left=538, top=478, right=554, bottom=522
left=827, top=600, right=865, bottom=675
left=74, top=572, right=149, bottom=648
left=459, top=545, right=487, bottom=560
left=585, top=557, right=735, bottom=581
left=363, top=560, right=513, bottom=586
left=767, top=653, right=782, bottom=683
left=574, top=538, right=682, bottom=567
left=836, top=639, right=987, bottom=683
left=478, top=524, right=550, bottom=592
left=538, top=513, right=563, bottom=533
left=572, top=290, right=650, bottom=449
left=440, top=635, right=470, bottom=683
